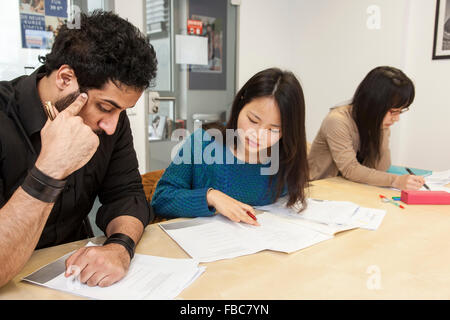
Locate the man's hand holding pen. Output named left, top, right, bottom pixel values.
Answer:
left=35, top=93, right=100, bottom=180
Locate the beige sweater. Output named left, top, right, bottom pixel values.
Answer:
left=308, top=105, right=397, bottom=187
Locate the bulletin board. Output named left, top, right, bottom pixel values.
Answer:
left=19, top=0, right=68, bottom=49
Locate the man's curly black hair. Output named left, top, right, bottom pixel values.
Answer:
left=42, top=10, right=157, bottom=90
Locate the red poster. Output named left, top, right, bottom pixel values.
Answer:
left=187, top=19, right=203, bottom=35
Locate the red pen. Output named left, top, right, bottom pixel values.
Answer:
left=379, top=194, right=405, bottom=209
left=246, top=210, right=257, bottom=221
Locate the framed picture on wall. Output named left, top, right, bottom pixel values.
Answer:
left=149, top=114, right=167, bottom=141
left=432, top=0, right=450, bottom=59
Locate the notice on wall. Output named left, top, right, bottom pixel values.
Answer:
left=19, top=0, right=68, bottom=49
left=175, top=34, right=208, bottom=66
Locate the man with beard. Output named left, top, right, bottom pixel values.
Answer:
left=0, top=10, right=157, bottom=288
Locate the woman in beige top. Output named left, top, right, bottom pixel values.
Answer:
left=308, top=66, right=425, bottom=190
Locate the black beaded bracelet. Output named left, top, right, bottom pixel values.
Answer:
left=21, top=166, right=66, bottom=203
left=103, top=233, right=136, bottom=260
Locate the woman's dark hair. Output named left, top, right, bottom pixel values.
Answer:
left=351, top=66, right=415, bottom=166
left=223, top=68, right=309, bottom=209
left=41, top=10, right=157, bottom=90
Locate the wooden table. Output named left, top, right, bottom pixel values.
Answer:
left=1, top=177, right=450, bottom=299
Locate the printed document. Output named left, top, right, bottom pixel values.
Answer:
left=23, top=242, right=205, bottom=300
left=159, top=198, right=386, bottom=263
left=160, top=213, right=333, bottom=263
left=256, top=198, right=386, bottom=231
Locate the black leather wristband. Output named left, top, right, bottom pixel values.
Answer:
left=103, top=233, right=136, bottom=260
left=21, top=166, right=66, bottom=203
left=30, top=166, right=66, bottom=188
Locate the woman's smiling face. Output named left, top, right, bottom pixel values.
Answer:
left=236, top=96, right=282, bottom=154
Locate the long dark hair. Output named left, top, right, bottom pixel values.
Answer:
left=351, top=66, right=415, bottom=166
left=222, top=68, right=309, bottom=208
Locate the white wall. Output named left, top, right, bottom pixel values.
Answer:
left=238, top=0, right=297, bottom=86
left=238, top=0, right=449, bottom=171
left=400, top=0, right=450, bottom=171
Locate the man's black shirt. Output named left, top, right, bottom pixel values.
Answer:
left=0, top=67, right=153, bottom=249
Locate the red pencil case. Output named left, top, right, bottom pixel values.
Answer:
left=401, top=190, right=450, bottom=205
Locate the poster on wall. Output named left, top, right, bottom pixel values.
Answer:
left=188, top=0, right=227, bottom=90
left=19, top=0, right=68, bottom=49
left=432, top=0, right=450, bottom=59
left=189, top=15, right=223, bottom=74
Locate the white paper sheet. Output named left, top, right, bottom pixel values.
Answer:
left=160, top=216, right=266, bottom=262
left=349, top=207, right=386, bottom=231
left=257, top=199, right=360, bottom=225
left=23, top=242, right=205, bottom=300
left=419, top=185, right=450, bottom=192
left=240, top=213, right=333, bottom=253
left=160, top=213, right=334, bottom=262
left=277, top=215, right=358, bottom=235
left=159, top=198, right=387, bottom=263
left=256, top=198, right=386, bottom=231
left=424, top=169, right=450, bottom=186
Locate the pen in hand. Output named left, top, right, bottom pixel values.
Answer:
left=246, top=210, right=260, bottom=226
left=405, top=167, right=430, bottom=190
left=43, top=101, right=56, bottom=120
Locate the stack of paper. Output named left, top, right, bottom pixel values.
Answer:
left=423, top=170, right=450, bottom=192
left=256, top=198, right=386, bottom=231
left=23, top=242, right=205, bottom=300
left=159, top=199, right=386, bottom=263
left=160, top=214, right=333, bottom=263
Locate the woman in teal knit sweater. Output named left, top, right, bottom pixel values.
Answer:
left=151, top=68, right=309, bottom=225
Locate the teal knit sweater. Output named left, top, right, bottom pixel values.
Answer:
left=151, top=129, right=285, bottom=218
